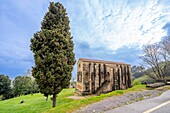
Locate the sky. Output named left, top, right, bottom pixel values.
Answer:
left=0, top=0, right=170, bottom=78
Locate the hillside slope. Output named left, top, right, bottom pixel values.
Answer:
left=0, top=89, right=75, bottom=113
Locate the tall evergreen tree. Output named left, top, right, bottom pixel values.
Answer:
left=30, top=2, right=75, bottom=107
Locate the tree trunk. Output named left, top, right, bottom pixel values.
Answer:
left=52, top=94, right=57, bottom=108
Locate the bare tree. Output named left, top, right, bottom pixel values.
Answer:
left=160, top=36, right=170, bottom=61
left=131, top=65, right=145, bottom=74
left=140, top=43, right=168, bottom=80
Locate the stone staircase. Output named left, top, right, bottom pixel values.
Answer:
left=95, top=79, right=110, bottom=95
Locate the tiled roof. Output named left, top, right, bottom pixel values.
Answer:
left=78, top=58, right=130, bottom=65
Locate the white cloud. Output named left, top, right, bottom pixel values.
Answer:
left=70, top=0, right=170, bottom=51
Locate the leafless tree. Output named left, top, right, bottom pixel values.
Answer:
left=140, top=43, right=168, bottom=80
left=160, top=36, right=170, bottom=61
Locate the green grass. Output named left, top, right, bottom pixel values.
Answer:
left=0, top=93, right=52, bottom=113
left=136, top=75, right=155, bottom=83
left=0, top=89, right=75, bottom=113
left=0, top=85, right=147, bottom=113
left=132, top=79, right=142, bottom=86
left=46, top=85, right=147, bottom=113
left=136, top=74, right=170, bottom=84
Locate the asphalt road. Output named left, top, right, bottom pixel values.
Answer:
left=105, top=90, right=170, bottom=113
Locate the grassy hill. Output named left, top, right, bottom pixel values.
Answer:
left=0, top=88, right=75, bottom=113
left=136, top=75, right=155, bottom=83
left=0, top=85, right=147, bottom=113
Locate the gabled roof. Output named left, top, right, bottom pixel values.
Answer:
left=78, top=58, right=130, bottom=65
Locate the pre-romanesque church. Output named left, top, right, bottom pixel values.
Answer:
left=76, top=58, right=132, bottom=95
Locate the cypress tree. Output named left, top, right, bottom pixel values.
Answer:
left=30, top=2, right=76, bottom=108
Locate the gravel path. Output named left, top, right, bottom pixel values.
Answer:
left=73, top=90, right=162, bottom=113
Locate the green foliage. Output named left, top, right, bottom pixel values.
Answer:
left=132, top=80, right=141, bottom=86
left=0, top=74, right=11, bottom=95
left=136, top=75, right=156, bottom=84
left=30, top=2, right=75, bottom=107
left=0, top=74, right=13, bottom=99
left=132, top=72, right=144, bottom=79
left=13, top=76, right=35, bottom=96
left=30, top=80, right=39, bottom=94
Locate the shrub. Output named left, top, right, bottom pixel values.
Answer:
left=132, top=80, right=141, bottom=86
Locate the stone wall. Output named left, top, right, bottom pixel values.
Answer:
left=76, top=59, right=132, bottom=95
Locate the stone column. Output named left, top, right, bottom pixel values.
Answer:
left=82, top=64, right=85, bottom=92
left=110, top=67, right=113, bottom=91
left=120, top=65, right=123, bottom=89
left=104, top=64, right=106, bottom=81
left=99, top=64, right=101, bottom=87
left=117, top=65, right=120, bottom=90
left=127, top=66, right=132, bottom=88
left=119, top=65, right=122, bottom=89
left=93, top=63, right=96, bottom=93
left=90, top=63, right=94, bottom=93
left=95, top=63, right=98, bottom=91
left=101, top=64, right=104, bottom=83
left=114, top=66, right=117, bottom=90
left=129, top=65, right=132, bottom=87
left=124, top=65, right=127, bottom=89
left=125, top=65, right=128, bottom=89
left=113, top=67, right=116, bottom=90
left=89, top=63, right=92, bottom=93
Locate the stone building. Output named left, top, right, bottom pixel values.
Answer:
left=76, top=58, right=132, bottom=95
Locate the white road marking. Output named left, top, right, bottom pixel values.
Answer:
left=143, top=100, right=170, bottom=113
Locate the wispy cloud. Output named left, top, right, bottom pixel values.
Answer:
left=69, top=0, right=170, bottom=51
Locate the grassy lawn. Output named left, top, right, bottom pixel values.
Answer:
left=0, top=85, right=147, bottom=113
left=136, top=75, right=155, bottom=83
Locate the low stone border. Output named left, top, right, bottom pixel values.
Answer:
left=146, top=82, right=165, bottom=88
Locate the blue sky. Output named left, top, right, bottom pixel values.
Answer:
left=0, top=0, right=170, bottom=78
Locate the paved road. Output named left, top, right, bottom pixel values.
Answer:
left=105, top=90, right=170, bottom=113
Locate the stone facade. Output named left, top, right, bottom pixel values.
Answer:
left=76, top=58, right=132, bottom=95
